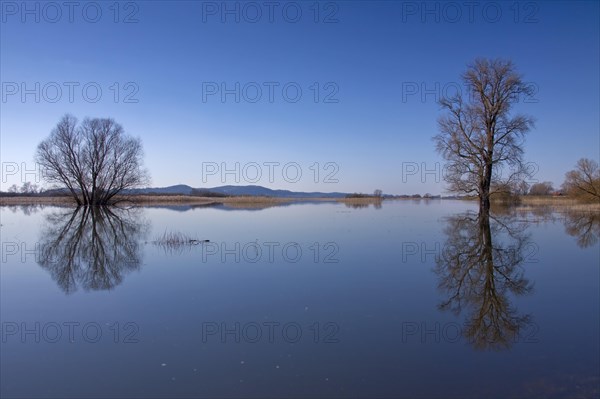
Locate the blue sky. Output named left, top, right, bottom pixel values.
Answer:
left=1, top=0, right=598, bottom=195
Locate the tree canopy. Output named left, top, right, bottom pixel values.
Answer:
left=434, top=58, right=535, bottom=213
left=35, top=114, right=149, bottom=205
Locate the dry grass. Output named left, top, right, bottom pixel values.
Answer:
left=0, top=194, right=317, bottom=208
left=150, top=231, right=213, bottom=255
left=151, top=231, right=209, bottom=249
left=0, top=195, right=291, bottom=206
left=120, top=195, right=219, bottom=206
left=518, top=195, right=600, bottom=211
left=218, top=196, right=294, bottom=204
left=124, top=195, right=301, bottom=206
left=218, top=202, right=288, bottom=210
left=337, top=197, right=383, bottom=203
left=5, top=194, right=595, bottom=211
left=0, top=196, right=76, bottom=205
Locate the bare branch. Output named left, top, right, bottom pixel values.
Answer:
left=35, top=115, right=150, bottom=205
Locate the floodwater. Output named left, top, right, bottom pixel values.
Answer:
left=1, top=200, right=598, bottom=398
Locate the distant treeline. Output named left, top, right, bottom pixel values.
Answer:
left=345, top=193, right=378, bottom=198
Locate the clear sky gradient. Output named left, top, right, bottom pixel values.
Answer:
left=1, top=0, right=599, bottom=195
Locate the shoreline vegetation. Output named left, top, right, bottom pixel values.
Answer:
left=1, top=194, right=598, bottom=211
left=0, top=194, right=383, bottom=206
left=513, top=196, right=600, bottom=212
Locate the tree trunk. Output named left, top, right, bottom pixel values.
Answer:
left=479, top=195, right=490, bottom=213
left=479, top=159, right=493, bottom=213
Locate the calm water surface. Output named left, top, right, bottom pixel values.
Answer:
left=1, top=201, right=598, bottom=398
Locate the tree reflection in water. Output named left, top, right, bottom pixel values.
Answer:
left=37, top=206, right=148, bottom=294
left=435, top=210, right=535, bottom=350
left=344, top=200, right=383, bottom=209
left=510, top=205, right=599, bottom=249
left=562, top=210, right=600, bottom=249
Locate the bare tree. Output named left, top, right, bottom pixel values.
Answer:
left=562, top=158, right=600, bottom=200
left=373, top=189, right=383, bottom=198
left=20, top=181, right=39, bottom=194
left=434, top=58, right=535, bottom=213
left=528, top=181, right=554, bottom=196
left=35, top=114, right=149, bottom=205
left=516, top=180, right=530, bottom=196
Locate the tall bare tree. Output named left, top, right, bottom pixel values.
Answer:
left=35, top=114, right=149, bottom=205
left=562, top=158, right=600, bottom=200
left=434, top=58, right=535, bottom=213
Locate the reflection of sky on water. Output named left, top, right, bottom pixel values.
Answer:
left=1, top=201, right=598, bottom=398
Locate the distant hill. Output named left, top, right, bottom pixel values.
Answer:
left=124, top=185, right=348, bottom=198
left=126, top=184, right=195, bottom=195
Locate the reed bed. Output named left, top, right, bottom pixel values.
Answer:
left=337, top=197, right=383, bottom=204
left=0, top=196, right=76, bottom=205
left=150, top=230, right=209, bottom=250
left=518, top=196, right=600, bottom=211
